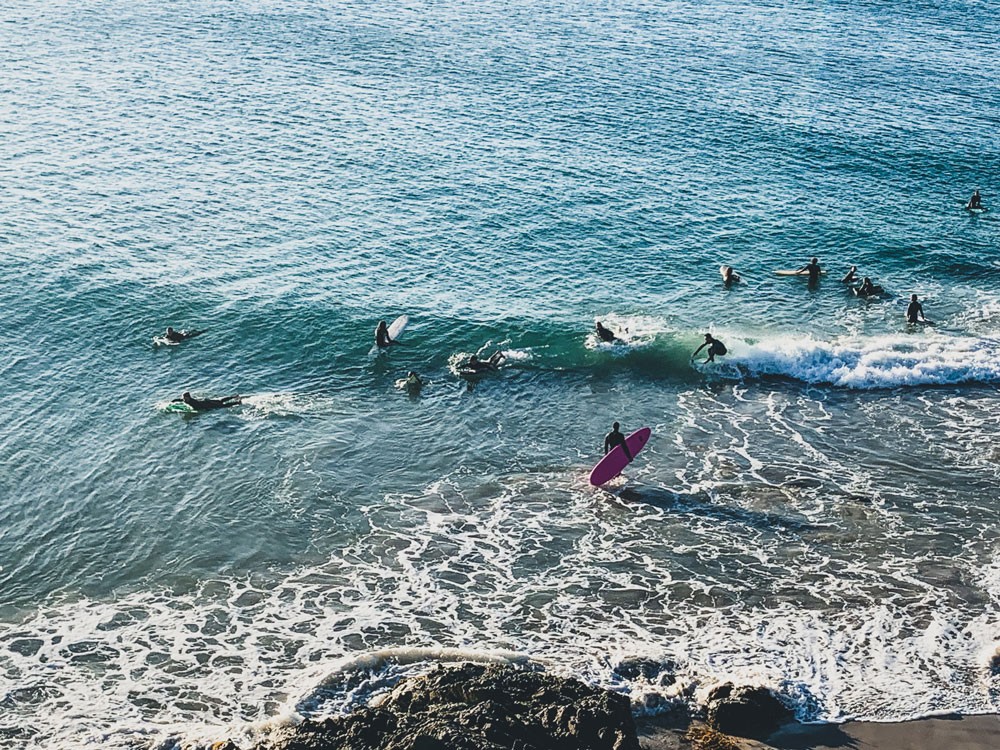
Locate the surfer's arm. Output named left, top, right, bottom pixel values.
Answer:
left=691, top=343, right=707, bottom=357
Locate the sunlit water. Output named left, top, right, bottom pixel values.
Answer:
left=1, top=0, right=999, bottom=747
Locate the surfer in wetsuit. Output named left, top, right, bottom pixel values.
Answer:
left=798, top=257, right=822, bottom=285
left=692, top=333, right=727, bottom=363
left=466, top=351, right=506, bottom=372
left=173, top=392, right=242, bottom=411
left=722, top=266, right=740, bottom=285
left=855, top=277, right=883, bottom=297
left=841, top=266, right=858, bottom=284
left=595, top=321, right=621, bottom=343
left=604, top=422, right=632, bottom=461
left=164, top=327, right=203, bottom=343
left=404, top=371, right=423, bottom=392
left=375, top=320, right=396, bottom=348
left=906, top=294, right=927, bottom=324
left=967, top=190, right=984, bottom=210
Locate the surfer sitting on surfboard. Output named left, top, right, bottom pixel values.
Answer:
left=967, top=189, right=984, bottom=210
left=722, top=266, right=740, bottom=285
left=375, top=320, right=398, bottom=348
left=906, top=294, right=928, bottom=324
left=164, top=327, right=204, bottom=343
left=172, top=392, right=242, bottom=411
left=604, top=422, right=632, bottom=461
left=595, top=321, right=622, bottom=343
left=466, top=351, right=506, bottom=372
left=692, top=333, right=727, bottom=363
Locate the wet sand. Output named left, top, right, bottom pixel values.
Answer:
left=637, top=714, right=1000, bottom=749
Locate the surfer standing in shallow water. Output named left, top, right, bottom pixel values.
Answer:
left=799, top=257, right=822, bottom=285
left=692, top=333, right=728, bottom=363
left=604, top=422, right=632, bottom=461
left=906, top=294, right=928, bottom=324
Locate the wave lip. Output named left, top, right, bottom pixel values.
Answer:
left=729, top=333, right=1000, bottom=389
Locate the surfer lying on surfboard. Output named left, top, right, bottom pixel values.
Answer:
left=163, top=327, right=205, bottom=343
left=465, top=350, right=506, bottom=372
left=854, top=277, right=885, bottom=298
left=171, top=392, right=242, bottom=411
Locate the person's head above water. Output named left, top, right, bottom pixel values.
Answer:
left=377, top=320, right=387, bottom=329
left=704, top=333, right=714, bottom=341
left=167, top=326, right=175, bottom=334
left=182, top=391, right=193, bottom=403
left=612, top=421, right=620, bottom=431
left=811, top=257, right=818, bottom=264
left=863, top=277, right=872, bottom=283
left=911, top=294, right=918, bottom=301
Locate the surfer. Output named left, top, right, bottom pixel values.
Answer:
left=841, top=266, right=858, bottom=284
left=798, top=257, right=822, bottom=285
left=164, top=327, right=204, bottom=343
left=595, top=321, right=621, bottom=343
left=906, top=294, right=928, bottom=324
left=604, top=422, right=632, bottom=461
left=691, top=333, right=727, bottom=363
left=967, top=189, right=984, bottom=210
left=855, top=277, right=884, bottom=297
left=722, top=266, right=741, bottom=286
left=172, top=392, right=242, bottom=411
left=375, top=320, right=397, bottom=349
left=466, top=351, right=506, bottom=372
left=404, top=371, right=423, bottom=392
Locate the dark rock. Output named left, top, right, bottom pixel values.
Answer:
left=704, top=683, right=792, bottom=741
left=612, top=658, right=676, bottom=685
left=260, top=663, right=639, bottom=750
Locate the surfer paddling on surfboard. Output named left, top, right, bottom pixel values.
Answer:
left=466, top=350, right=506, bottom=372
left=163, top=327, right=205, bottom=343
left=171, top=392, right=242, bottom=411
left=603, top=422, right=632, bottom=462
left=692, top=333, right=727, bottom=363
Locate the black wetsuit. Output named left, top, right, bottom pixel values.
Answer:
left=376, top=329, right=392, bottom=348
left=596, top=324, right=617, bottom=343
left=805, top=263, right=821, bottom=284
left=906, top=301, right=925, bottom=323
left=180, top=395, right=241, bottom=411
left=604, top=430, right=633, bottom=461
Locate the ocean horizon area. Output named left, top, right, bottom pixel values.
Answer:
left=1, top=0, right=998, bottom=748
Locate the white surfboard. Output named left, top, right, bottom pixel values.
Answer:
left=370, top=314, right=409, bottom=354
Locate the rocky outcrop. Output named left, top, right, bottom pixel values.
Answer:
left=704, top=683, right=792, bottom=741
left=260, top=663, right=639, bottom=750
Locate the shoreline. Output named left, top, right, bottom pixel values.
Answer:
left=637, top=713, right=1000, bottom=749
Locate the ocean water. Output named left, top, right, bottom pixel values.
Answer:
left=2, top=0, right=999, bottom=746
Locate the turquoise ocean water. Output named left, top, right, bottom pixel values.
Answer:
left=2, top=0, right=999, bottom=746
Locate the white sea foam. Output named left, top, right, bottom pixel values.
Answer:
left=711, top=332, right=1000, bottom=388
left=585, top=314, right=667, bottom=352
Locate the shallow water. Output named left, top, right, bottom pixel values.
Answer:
left=1, top=0, right=999, bottom=746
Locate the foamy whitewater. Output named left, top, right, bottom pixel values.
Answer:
left=1, top=0, right=999, bottom=747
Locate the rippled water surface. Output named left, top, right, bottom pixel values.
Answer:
left=1, top=0, right=999, bottom=747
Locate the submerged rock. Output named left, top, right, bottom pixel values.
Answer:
left=260, top=663, right=639, bottom=750
left=704, top=683, right=792, bottom=740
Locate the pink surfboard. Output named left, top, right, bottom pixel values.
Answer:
left=589, top=427, right=652, bottom=486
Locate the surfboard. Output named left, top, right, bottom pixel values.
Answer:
left=387, top=315, right=408, bottom=340
left=775, top=269, right=827, bottom=276
left=164, top=402, right=196, bottom=413
left=589, top=427, right=651, bottom=486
